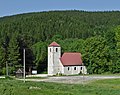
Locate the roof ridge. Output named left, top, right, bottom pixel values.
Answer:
left=64, top=52, right=80, bottom=53
left=49, top=41, right=60, bottom=47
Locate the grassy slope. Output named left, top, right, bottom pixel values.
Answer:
left=0, top=78, right=120, bottom=95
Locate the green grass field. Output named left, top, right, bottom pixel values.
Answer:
left=0, top=78, right=120, bottom=95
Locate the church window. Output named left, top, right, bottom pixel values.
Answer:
left=74, top=67, right=76, bottom=70
left=50, top=48, right=51, bottom=52
left=68, top=67, right=70, bottom=70
left=81, top=67, right=82, bottom=70
left=56, top=48, right=58, bottom=52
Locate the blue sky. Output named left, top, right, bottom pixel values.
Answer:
left=0, top=0, right=120, bottom=17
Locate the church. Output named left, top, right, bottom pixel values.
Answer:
left=48, top=42, right=87, bottom=76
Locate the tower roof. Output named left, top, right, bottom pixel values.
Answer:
left=49, top=41, right=60, bottom=47
left=60, top=52, right=83, bottom=66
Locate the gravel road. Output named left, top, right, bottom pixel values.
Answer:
left=22, top=75, right=120, bottom=84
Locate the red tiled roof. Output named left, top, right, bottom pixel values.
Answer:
left=49, top=41, right=60, bottom=47
left=60, top=53, right=83, bottom=66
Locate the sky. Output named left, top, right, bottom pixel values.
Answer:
left=0, top=0, right=120, bottom=17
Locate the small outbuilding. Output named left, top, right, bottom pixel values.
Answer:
left=15, top=68, right=24, bottom=78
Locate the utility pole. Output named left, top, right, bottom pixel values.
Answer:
left=23, top=48, right=26, bottom=83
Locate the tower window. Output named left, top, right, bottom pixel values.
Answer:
left=50, top=48, right=51, bottom=52
left=74, top=67, right=76, bottom=70
left=56, top=48, right=58, bottom=52
left=68, top=67, right=70, bottom=70
left=81, top=67, right=82, bottom=70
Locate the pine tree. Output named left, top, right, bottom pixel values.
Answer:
left=7, top=34, right=21, bottom=74
left=0, top=46, right=5, bottom=75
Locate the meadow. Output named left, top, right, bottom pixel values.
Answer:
left=0, top=77, right=120, bottom=95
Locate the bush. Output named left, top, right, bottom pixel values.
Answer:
left=2, top=67, right=6, bottom=75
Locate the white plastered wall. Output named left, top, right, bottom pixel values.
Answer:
left=63, top=65, right=87, bottom=75
left=48, top=46, right=61, bottom=75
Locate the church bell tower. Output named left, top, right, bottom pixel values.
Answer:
left=48, top=42, right=61, bottom=75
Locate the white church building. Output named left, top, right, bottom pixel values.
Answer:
left=48, top=42, right=87, bottom=76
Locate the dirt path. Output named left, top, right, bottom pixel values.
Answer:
left=19, top=75, right=120, bottom=84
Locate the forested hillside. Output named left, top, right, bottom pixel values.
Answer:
left=0, top=10, right=120, bottom=75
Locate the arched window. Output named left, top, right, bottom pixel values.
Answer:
left=68, top=67, right=70, bottom=71
left=81, top=67, right=82, bottom=70
left=74, top=67, right=76, bottom=70
left=56, top=48, right=58, bottom=52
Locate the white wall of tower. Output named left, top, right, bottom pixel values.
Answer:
left=48, top=46, right=61, bottom=75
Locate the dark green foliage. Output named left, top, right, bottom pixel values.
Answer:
left=32, top=42, right=47, bottom=73
left=1, top=10, right=120, bottom=41
left=83, top=36, right=111, bottom=74
left=0, top=10, right=120, bottom=74
left=0, top=46, right=5, bottom=75
left=7, top=34, right=21, bottom=73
